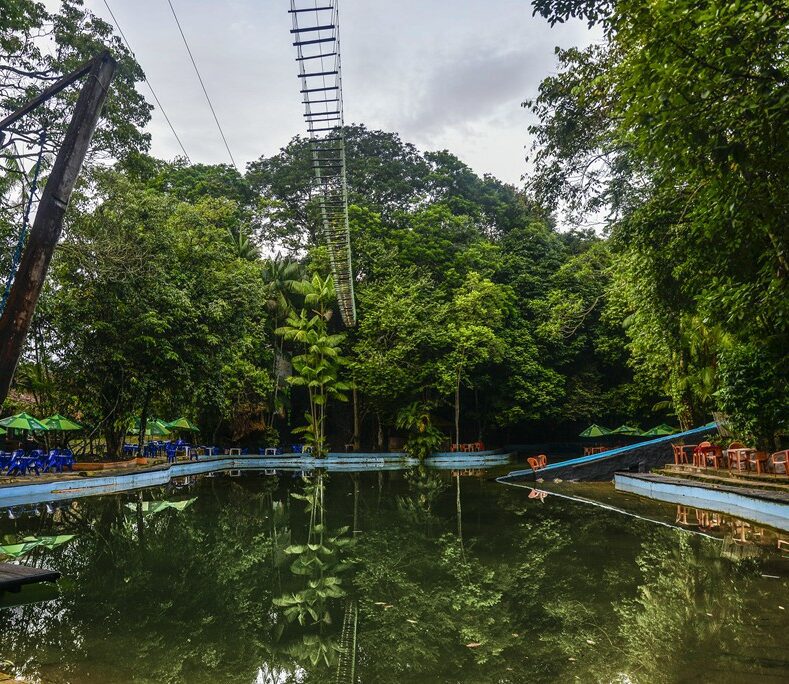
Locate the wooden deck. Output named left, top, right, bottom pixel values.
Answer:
left=0, top=562, right=60, bottom=593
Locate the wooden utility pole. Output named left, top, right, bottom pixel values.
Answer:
left=0, top=51, right=116, bottom=406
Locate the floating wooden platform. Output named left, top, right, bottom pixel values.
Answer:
left=0, top=562, right=60, bottom=593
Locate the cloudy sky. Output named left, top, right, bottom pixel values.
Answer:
left=75, top=0, right=597, bottom=185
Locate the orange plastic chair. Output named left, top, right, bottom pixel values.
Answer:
left=694, top=441, right=714, bottom=467
left=526, top=455, right=548, bottom=471
left=727, top=441, right=749, bottom=472
left=748, top=450, right=770, bottom=474
left=769, top=450, right=788, bottom=475
left=701, top=443, right=723, bottom=469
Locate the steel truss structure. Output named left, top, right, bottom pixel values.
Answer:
left=289, top=0, right=356, bottom=326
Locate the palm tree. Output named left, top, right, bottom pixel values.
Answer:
left=276, top=274, right=350, bottom=455
left=228, top=227, right=259, bottom=261
left=262, top=256, right=305, bottom=427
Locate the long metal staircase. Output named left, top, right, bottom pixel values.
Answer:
left=289, top=0, right=356, bottom=326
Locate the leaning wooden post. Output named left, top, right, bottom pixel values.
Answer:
left=0, top=51, right=116, bottom=406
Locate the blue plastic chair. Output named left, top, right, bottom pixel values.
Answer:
left=8, top=451, right=42, bottom=476
left=291, top=444, right=303, bottom=454
left=58, top=449, right=75, bottom=471
left=6, top=449, right=24, bottom=473
left=42, top=448, right=60, bottom=473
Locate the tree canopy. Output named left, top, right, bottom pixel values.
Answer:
left=1, top=0, right=785, bottom=451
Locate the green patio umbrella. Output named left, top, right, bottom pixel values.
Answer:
left=0, top=534, right=75, bottom=559
left=42, top=414, right=83, bottom=432
left=0, top=426, right=6, bottom=436
left=0, top=412, right=48, bottom=432
left=579, top=424, right=612, bottom=438
left=641, top=423, right=677, bottom=437
left=129, top=418, right=171, bottom=437
left=166, top=417, right=199, bottom=432
left=611, top=424, right=643, bottom=436
left=0, top=540, right=42, bottom=558
left=124, top=498, right=196, bottom=517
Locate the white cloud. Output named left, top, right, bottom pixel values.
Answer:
left=76, top=0, right=597, bottom=184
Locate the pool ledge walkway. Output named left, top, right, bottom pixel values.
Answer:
left=615, top=472, right=789, bottom=532
left=0, top=451, right=513, bottom=507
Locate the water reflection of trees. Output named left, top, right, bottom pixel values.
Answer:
left=0, top=472, right=786, bottom=683
left=1, top=479, right=284, bottom=683
left=273, top=472, right=355, bottom=670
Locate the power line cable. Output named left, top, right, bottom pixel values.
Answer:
left=164, top=0, right=238, bottom=170
left=102, top=0, right=191, bottom=161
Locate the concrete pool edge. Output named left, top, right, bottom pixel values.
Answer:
left=0, top=452, right=514, bottom=507
left=614, top=472, right=789, bottom=532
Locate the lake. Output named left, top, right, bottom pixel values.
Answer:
left=1, top=466, right=787, bottom=683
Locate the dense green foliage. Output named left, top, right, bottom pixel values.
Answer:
left=527, top=0, right=788, bottom=445
left=1, top=0, right=150, bottom=293
left=4, top=127, right=652, bottom=452
left=1, top=0, right=785, bottom=451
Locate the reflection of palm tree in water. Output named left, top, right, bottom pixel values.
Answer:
left=400, top=466, right=447, bottom=535
left=273, top=472, right=356, bottom=669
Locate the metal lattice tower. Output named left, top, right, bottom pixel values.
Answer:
left=289, top=0, right=356, bottom=326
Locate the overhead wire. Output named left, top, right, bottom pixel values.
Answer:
left=101, top=0, right=191, bottom=161
left=164, top=0, right=238, bottom=170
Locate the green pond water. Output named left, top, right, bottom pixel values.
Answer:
left=1, top=467, right=788, bottom=683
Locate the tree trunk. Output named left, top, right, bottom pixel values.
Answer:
left=352, top=385, right=360, bottom=451
left=138, top=389, right=151, bottom=458
left=376, top=413, right=383, bottom=452
left=475, top=388, right=482, bottom=441
left=104, top=427, right=122, bottom=460
left=455, top=366, right=462, bottom=447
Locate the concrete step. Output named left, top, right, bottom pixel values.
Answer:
left=659, top=465, right=789, bottom=492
